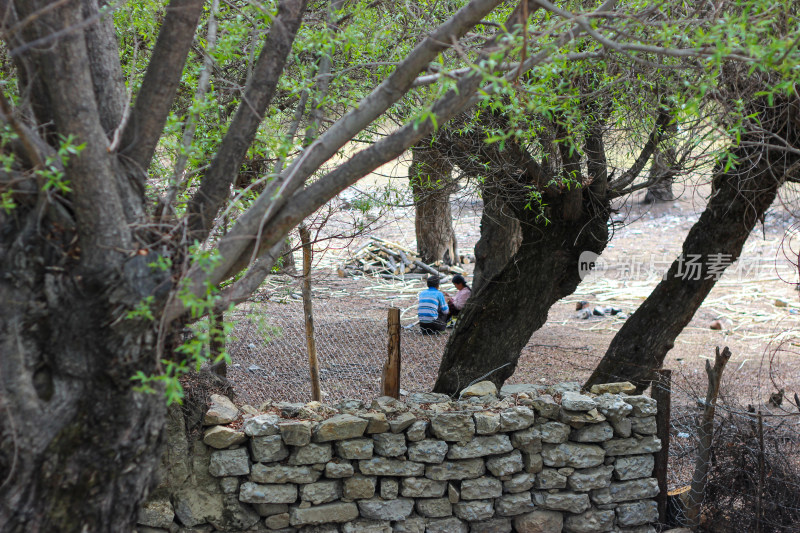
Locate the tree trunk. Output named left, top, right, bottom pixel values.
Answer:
left=643, top=145, right=677, bottom=203
left=434, top=191, right=609, bottom=394
left=410, top=139, right=458, bottom=265
left=472, top=179, right=522, bottom=293
left=587, top=144, right=790, bottom=391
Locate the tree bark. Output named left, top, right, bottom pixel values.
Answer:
left=587, top=143, right=791, bottom=391
left=410, top=138, right=458, bottom=265
left=472, top=179, right=522, bottom=292
left=643, top=145, right=677, bottom=203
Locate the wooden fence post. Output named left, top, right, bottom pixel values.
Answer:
left=300, top=225, right=321, bottom=402
left=382, top=307, right=401, bottom=398
left=653, top=368, right=672, bottom=525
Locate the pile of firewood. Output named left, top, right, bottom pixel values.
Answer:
left=338, top=237, right=471, bottom=280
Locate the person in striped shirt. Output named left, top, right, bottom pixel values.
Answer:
left=418, top=275, right=449, bottom=334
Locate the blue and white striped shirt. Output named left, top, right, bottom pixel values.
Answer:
left=418, top=287, right=449, bottom=323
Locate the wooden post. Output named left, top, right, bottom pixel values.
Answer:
left=653, top=369, right=672, bottom=525
left=686, top=346, right=731, bottom=528
left=382, top=307, right=401, bottom=398
left=208, top=312, right=227, bottom=378
left=300, top=225, right=321, bottom=402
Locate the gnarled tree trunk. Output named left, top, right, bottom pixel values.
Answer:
left=472, top=178, right=523, bottom=292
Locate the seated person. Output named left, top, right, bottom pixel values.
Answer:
left=446, top=274, right=471, bottom=319
left=418, top=275, right=449, bottom=334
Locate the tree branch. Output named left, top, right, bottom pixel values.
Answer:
left=607, top=105, right=672, bottom=193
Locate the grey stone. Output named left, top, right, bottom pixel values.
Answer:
left=474, top=411, right=502, bottom=435
left=298, top=524, right=339, bottom=533
left=244, top=414, right=282, bottom=437
left=595, top=394, right=633, bottom=422
left=611, top=417, right=632, bottom=438
left=591, top=478, right=659, bottom=504
left=300, top=481, right=340, bottom=505
left=265, top=512, right=291, bottom=529
left=500, top=406, right=535, bottom=431
left=406, top=420, right=428, bottom=441
left=513, top=510, right=563, bottom=533
left=204, top=394, right=239, bottom=425
left=447, top=435, right=513, bottom=459
left=447, top=482, right=459, bottom=503
left=529, top=395, right=560, bottom=419
left=400, top=477, right=447, bottom=498
left=407, top=439, right=448, bottom=464
left=623, top=396, right=658, bottom=416
left=631, top=416, right=657, bottom=435
left=522, top=452, right=543, bottom=474
left=504, top=472, right=534, bottom=493
left=461, top=476, right=503, bottom=500
left=325, top=460, right=354, bottom=478
left=560, top=408, right=606, bottom=425
left=358, top=457, right=424, bottom=477
left=461, top=381, right=498, bottom=398
left=603, top=435, right=661, bottom=456
left=279, top=420, right=313, bottom=446
left=362, top=412, right=391, bottom=434
left=510, top=428, right=543, bottom=453
left=138, top=498, right=174, bottom=528
left=453, top=499, right=493, bottom=521
left=425, top=458, right=485, bottom=480
left=203, top=426, right=247, bottom=449
left=289, top=502, right=359, bottom=526
left=391, top=516, right=426, bottom=533
left=567, top=465, right=614, bottom=491
left=570, top=422, right=614, bottom=443
left=495, top=492, right=534, bottom=517
left=590, top=382, right=637, bottom=395
left=470, top=518, right=513, bottom=533
left=430, top=412, right=475, bottom=442
left=486, top=449, right=524, bottom=476
left=288, top=443, right=333, bottom=465
left=541, top=443, right=605, bottom=468
left=252, top=435, right=289, bottom=463
left=357, top=498, right=415, bottom=521
left=337, top=399, right=365, bottom=412
left=343, top=475, right=377, bottom=499
left=173, top=488, right=223, bottom=527
left=251, top=464, right=321, bottom=484
left=537, top=421, right=571, bottom=444
left=535, top=468, right=567, bottom=489
left=240, top=482, right=298, bottom=504
left=498, top=384, right=545, bottom=398
left=415, top=497, right=451, bottom=517
left=373, top=432, right=407, bottom=457
left=561, top=391, right=597, bottom=411
left=614, top=455, right=655, bottom=480
left=563, top=508, right=615, bottom=533
left=209, top=448, right=249, bottom=477
left=616, top=500, right=659, bottom=526
left=546, top=382, right=581, bottom=395
left=388, top=412, right=417, bottom=433
left=371, top=396, right=407, bottom=413
left=342, top=519, right=392, bottom=533
left=335, top=438, right=373, bottom=460
left=252, top=503, right=288, bottom=516
left=534, top=491, right=591, bottom=513
left=219, top=476, right=239, bottom=494
left=425, top=517, right=469, bottom=533
left=313, top=414, right=368, bottom=442
left=406, top=392, right=451, bottom=404
left=380, top=478, right=399, bottom=499
left=211, top=493, right=261, bottom=531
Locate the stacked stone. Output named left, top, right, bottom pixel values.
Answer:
left=137, top=382, right=662, bottom=533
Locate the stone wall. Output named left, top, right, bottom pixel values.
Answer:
left=137, top=381, right=662, bottom=533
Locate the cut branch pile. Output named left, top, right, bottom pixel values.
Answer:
left=338, top=237, right=470, bottom=280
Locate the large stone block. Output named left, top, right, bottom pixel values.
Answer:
left=359, top=457, right=425, bottom=477
left=415, top=497, right=452, bottom=518
left=392, top=516, right=426, bottom=533
left=211, top=494, right=261, bottom=531
left=243, top=414, right=281, bottom=436
left=630, top=416, right=657, bottom=435
left=406, top=420, right=429, bottom=441
left=204, top=394, right=238, bottom=425
left=535, top=468, right=567, bottom=490
left=288, top=442, right=333, bottom=465
left=536, top=421, right=571, bottom=444
left=495, top=492, right=534, bottom=517
left=407, top=439, right=448, bottom=464
left=470, top=518, right=512, bottom=533
left=300, top=480, right=340, bottom=505
left=335, top=438, right=374, bottom=460
left=239, top=482, right=298, bottom=504
left=500, top=406, right=535, bottom=431
left=209, top=448, right=249, bottom=477
left=561, top=391, right=597, bottom=412
left=474, top=411, right=502, bottom=435
left=570, top=422, right=614, bottom=443
left=541, top=443, right=605, bottom=468
left=563, top=508, right=615, bottom=533
left=614, top=455, right=655, bottom=480
left=251, top=434, right=289, bottom=463
left=591, top=478, right=659, bottom=504
left=523, top=452, right=543, bottom=474
left=203, top=426, right=247, bottom=449
left=594, top=394, right=633, bottom=422
left=343, top=474, right=377, bottom=499
left=504, top=472, right=534, bottom=493
left=342, top=519, right=393, bottom=533
left=279, top=420, right=313, bottom=446
left=388, top=411, right=418, bottom=433
left=603, top=435, right=661, bottom=456
left=137, top=498, right=174, bottom=528
left=568, top=465, right=614, bottom=491
left=486, top=449, right=524, bottom=476
left=589, top=382, right=636, bottom=395
left=400, top=477, right=447, bottom=498
left=425, top=517, right=469, bottom=533
left=325, top=459, right=354, bottom=478
left=616, top=500, right=659, bottom=526
left=511, top=427, right=543, bottom=453
left=173, top=488, right=224, bottom=528
left=453, top=499, right=494, bottom=521
left=289, top=502, right=359, bottom=526
left=380, top=477, right=399, bottom=499
left=461, top=381, right=498, bottom=398
left=373, top=432, right=407, bottom=457
left=252, top=503, right=288, bottom=517
left=264, top=512, right=290, bottom=529
left=623, top=396, right=658, bottom=417
left=357, top=497, right=415, bottom=521
left=447, top=435, right=513, bottom=459
left=431, top=412, right=476, bottom=442
left=250, top=464, right=321, bottom=484
left=313, top=414, right=368, bottom=442
left=425, top=458, right=485, bottom=480
left=461, top=476, right=503, bottom=500
left=529, top=395, right=560, bottom=419
left=533, top=491, right=591, bottom=513
left=513, top=510, right=563, bottom=533
left=362, top=412, right=390, bottom=434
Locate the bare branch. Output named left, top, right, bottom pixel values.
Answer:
left=608, top=106, right=673, bottom=193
